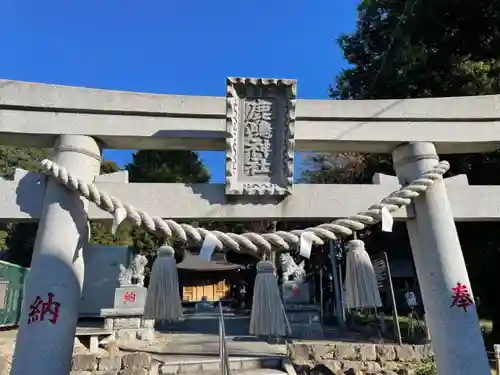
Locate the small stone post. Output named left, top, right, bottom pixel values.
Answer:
left=329, top=241, right=346, bottom=329
left=494, top=344, right=500, bottom=375
left=392, top=142, right=490, bottom=375
left=11, top=135, right=101, bottom=375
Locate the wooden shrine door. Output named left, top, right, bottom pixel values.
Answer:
left=182, top=280, right=229, bottom=302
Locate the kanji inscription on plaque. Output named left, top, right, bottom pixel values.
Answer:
left=225, top=77, right=296, bottom=195
left=243, top=101, right=272, bottom=176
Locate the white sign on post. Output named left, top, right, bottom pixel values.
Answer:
left=199, top=233, right=218, bottom=261
left=299, top=233, right=313, bottom=259
left=405, top=292, right=417, bottom=307
left=380, top=206, right=394, bottom=233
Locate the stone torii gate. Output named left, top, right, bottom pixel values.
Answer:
left=0, top=78, right=497, bottom=375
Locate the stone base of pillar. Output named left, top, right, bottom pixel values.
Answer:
left=284, top=304, right=325, bottom=339
left=102, top=310, right=156, bottom=344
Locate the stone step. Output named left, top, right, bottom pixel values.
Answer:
left=159, top=355, right=284, bottom=374
left=287, top=323, right=325, bottom=340
left=194, top=369, right=287, bottom=375
left=163, top=367, right=287, bottom=375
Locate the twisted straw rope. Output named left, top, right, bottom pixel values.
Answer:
left=40, top=159, right=450, bottom=255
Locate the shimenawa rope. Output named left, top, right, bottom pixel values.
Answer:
left=40, top=159, right=450, bottom=254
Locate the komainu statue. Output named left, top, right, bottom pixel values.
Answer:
left=132, top=254, right=148, bottom=287
left=279, top=253, right=306, bottom=282
left=118, top=264, right=133, bottom=286
left=118, top=254, right=148, bottom=287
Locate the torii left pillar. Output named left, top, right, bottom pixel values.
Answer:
left=11, top=135, right=101, bottom=375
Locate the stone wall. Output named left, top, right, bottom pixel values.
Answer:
left=70, top=352, right=158, bottom=375
left=80, top=244, right=131, bottom=316
left=289, top=342, right=434, bottom=374
left=104, top=316, right=155, bottom=343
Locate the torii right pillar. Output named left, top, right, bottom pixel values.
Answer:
left=392, top=142, right=490, bottom=375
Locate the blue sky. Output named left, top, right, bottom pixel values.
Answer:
left=1, top=0, right=358, bottom=183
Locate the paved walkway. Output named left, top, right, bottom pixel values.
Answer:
left=120, top=332, right=287, bottom=365
left=119, top=313, right=287, bottom=360
left=0, top=313, right=381, bottom=361
left=155, top=313, right=375, bottom=343
left=0, top=329, right=17, bottom=345
left=158, top=312, right=251, bottom=336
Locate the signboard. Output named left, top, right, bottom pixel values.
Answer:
left=371, top=254, right=388, bottom=289
left=281, top=280, right=310, bottom=305
left=405, top=292, right=417, bottom=307
left=370, top=252, right=402, bottom=345
left=225, top=77, right=296, bottom=196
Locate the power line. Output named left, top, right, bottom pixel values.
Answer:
left=367, top=0, right=414, bottom=98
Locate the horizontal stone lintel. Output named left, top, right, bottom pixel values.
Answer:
left=1, top=80, right=500, bottom=153
left=1, top=171, right=500, bottom=221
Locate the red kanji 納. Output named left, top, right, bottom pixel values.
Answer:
left=450, top=282, right=474, bottom=311
left=124, top=291, right=136, bottom=303
left=28, top=292, right=60, bottom=325
left=292, top=284, right=300, bottom=297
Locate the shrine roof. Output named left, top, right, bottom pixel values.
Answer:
left=177, top=251, right=241, bottom=272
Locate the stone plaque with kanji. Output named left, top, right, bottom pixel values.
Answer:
left=225, top=77, right=296, bottom=195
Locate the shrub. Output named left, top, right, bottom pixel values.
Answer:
left=415, top=359, right=437, bottom=375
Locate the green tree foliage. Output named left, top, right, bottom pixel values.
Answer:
left=4, top=222, right=38, bottom=267
left=125, top=150, right=211, bottom=256
left=307, top=0, right=500, bottom=343
left=0, top=147, right=51, bottom=259
left=301, top=153, right=393, bottom=184
left=89, top=221, right=133, bottom=247
left=1, top=147, right=212, bottom=264
left=100, top=160, right=121, bottom=174
left=127, top=150, right=210, bottom=183
left=0, top=146, right=130, bottom=265
left=333, top=0, right=500, bottom=100
left=0, top=146, right=50, bottom=179
left=0, top=226, right=8, bottom=251
left=89, top=159, right=132, bottom=247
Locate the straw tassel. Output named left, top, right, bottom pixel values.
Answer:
left=144, top=245, right=183, bottom=321
left=344, top=239, right=382, bottom=310
left=249, top=260, right=291, bottom=337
